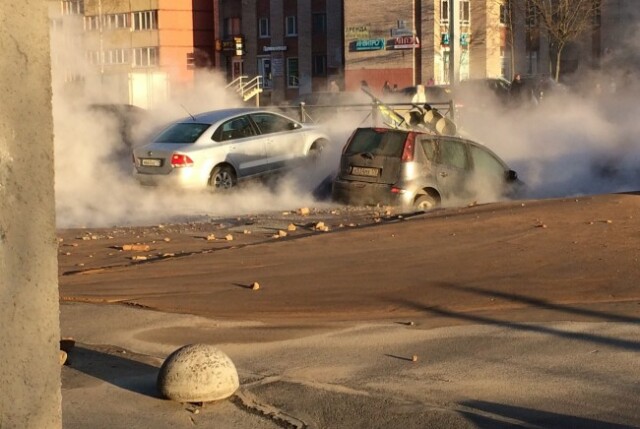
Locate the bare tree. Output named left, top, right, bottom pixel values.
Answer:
left=527, top=0, right=600, bottom=81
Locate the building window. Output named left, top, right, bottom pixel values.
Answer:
left=224, top=17, right=241, bottom=37
left=107, top=49, right=129, bottom=64
left=525, top=1, right=537, bottom=27
left=287, top=57, right=299, bottom=88
left=133, top=10, right=157, bottom=31
left=441, top=0, right=449, bottom=24
left=86, top=50, right=101, bottom=65
left=62, top=0, right=84, bottom=15
left=105, top=13, right=130, bottom=29
left=500, top=47, right=511, bottom=79
left=285, top=16, right=297, bottom=36
left=312, top=13, right=327, bottom=35
left=85, top=13, right=130, bottom=31
left=527, top=50, right=538, bottom=75
left=85, top=15, right=99, bottom=31
left=312, top=55, right=326, bottom=76
left=258, top=17, right=270, bottom=38
left=460, top=0, right=470, bottom=25
left=500, top=2, right=510, bottom=25
left=133, top=47, right=159, bottom=67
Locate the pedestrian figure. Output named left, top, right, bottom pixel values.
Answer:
left=509, top=73, right=524, bottom=106
left=382, top=80, right=392, bottom=96
left=411, top=84, right=427, bottom=104
left=328, top=80, right=340, bottom=93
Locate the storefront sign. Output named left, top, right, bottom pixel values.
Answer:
left=272, top=57, right=284, bottom=76
left=263, top=46, right=287, bottom=52
left=391, top=28, right=413, bottom=37
left=391, top=35, right=420, bottom=49
left=345, top=25, right=370, bottom=39
left=354, top=38, right=385, bottom=51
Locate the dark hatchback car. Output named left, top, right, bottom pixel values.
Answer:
left=332, top=127, right=522, bottom=210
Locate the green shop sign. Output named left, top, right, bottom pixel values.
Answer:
left=354, top=38, right=385, bottom=51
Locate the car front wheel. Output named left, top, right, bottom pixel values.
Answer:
left=210, top=165, right=236, bottom=191
left=307, top=140, right=325, bottom=164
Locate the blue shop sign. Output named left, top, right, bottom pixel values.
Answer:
left=355, top=38, right=386, bottom=51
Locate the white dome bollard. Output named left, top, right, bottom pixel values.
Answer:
left=157, top=344, right=239, bottom=402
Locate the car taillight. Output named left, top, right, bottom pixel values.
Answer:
left=401, top=133, right=416, bottom=162
left=171, top=153, right=194, bottom=168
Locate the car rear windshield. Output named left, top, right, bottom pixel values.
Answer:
left=154, top=123, right=210, bottom=144
left=344, top=128, right=407, bottom=157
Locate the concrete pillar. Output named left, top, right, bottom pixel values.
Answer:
left=0, top=2, right=62, bottom=428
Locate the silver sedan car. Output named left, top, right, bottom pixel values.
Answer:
left=133, top=108, right=330, bottom=190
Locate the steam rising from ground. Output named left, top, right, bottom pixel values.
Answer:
left=51, top=30, right=640, bottom=228
left=459, top=76, right=640, bottom=200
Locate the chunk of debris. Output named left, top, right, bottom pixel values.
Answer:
left=251, top=282, right=260, bottom=291
left=225, top=234, right=234, bottom=241
left=243, top=229, right=252, bottom=235
left=314, top=221, right=325, bottom=231
left=411, top=355, right=418, bottom=362
left=122, top=244, right=151, bottom=252
left=287, top=223, right=297, bottom=232
left=206, top=234, right=216, bottom=241
left=298, top=207, right=310, bottom=216
left=277, top=230, right=288, bottom=238
left=59, top=350, right=67, bottom=366
left=535, top=224, right=547, bottom=229
left=163, top=237, right=171, bottom=242
left=131, top=255, right=148, bottom=261
left=605, top=220, right=613, bottom=224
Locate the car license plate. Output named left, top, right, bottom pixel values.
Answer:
left=141, top=158, right=162, bottom=167
left=351, top=166, right=379, bottom=177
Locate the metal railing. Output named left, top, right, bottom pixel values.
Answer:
left=225, top=75, right=263, bottom=106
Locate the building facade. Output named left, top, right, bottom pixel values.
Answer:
left=50, top=0, right=638, bottom=107
left=214, top=0, right=343, bottom=104
left=342, top=1, right=511, bottom=92
left=50, top=0, right=215, bottom=107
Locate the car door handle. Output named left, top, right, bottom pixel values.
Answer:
left=439, top=172, right=448, bottom=177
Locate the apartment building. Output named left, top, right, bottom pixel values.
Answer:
left=50, top=0, right=214, bottom=108
left=600, top=0, right=640, bottom=69
left=342, top=0, right=511, bottom=92
left=215, top=0, right=343, bottom=104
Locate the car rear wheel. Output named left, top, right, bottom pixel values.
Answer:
left=210, top=165, right=236, bottom=191
left=413, top=194, right=437, bottom=211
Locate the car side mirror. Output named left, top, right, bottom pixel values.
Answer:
left=288, top=122, right=300, bottom=130
left=506, top=169, right=518, bottom=182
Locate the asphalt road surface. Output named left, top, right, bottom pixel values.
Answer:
left=59, top=193, right=640, bottom=428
